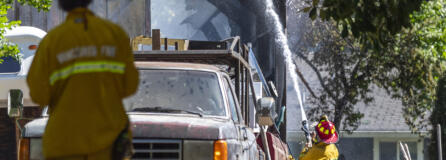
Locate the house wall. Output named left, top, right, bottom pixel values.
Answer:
left=373, top=137, right=424, bottom=160
left=338, top=137, right=374, bottom=160
left=424, top=138, right=430, bottom=160
left=286, top=137, right=374, bottom=160
left=287, top=131, right=430, bottom=160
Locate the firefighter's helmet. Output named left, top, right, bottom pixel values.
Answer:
left=315, top=115, right=339, bottom=144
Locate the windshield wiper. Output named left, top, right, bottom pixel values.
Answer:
left=131, top=106, right=164, bottom=112
left=181, top=110, right=203, bottom=117
left=131, top=107, right=203, bottom=117
left=173, top=109, right=204, bottom=117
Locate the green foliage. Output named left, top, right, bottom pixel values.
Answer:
left=375, top=0, right=446, bottom=132
left=0, top=0, right=52, bottom=63
left=0, top=43, right=21, bottom=63
left=295, top=0, right=446, bottom=132
left=16, top=0, right=52, bottom=11
left=303, top=0, right=423, bottom=48
left=410, top=0, right=446, bottom=60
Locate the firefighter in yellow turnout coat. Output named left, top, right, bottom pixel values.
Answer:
left=299, top=115, right=339, bottom=160
left=26, top=0, right=138, bottom=159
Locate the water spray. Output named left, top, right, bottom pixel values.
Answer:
left=264, top=0, right=312, bottom=148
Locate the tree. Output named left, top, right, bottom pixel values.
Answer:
left=375, top=0, right=446, bottom=132
left=430, top=75, right=446, bottom=159
left=0, top=0, right=51, bottom=63
left=292, top=0, right=446, bottom=132
left=303, top=0, right=423, bottom=48
left=293, top=19, right=374, bottom=132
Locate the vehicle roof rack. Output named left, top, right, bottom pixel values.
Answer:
left=133, top=36, right=250, bottom=69
left=132, top=33, right=262, bottom=127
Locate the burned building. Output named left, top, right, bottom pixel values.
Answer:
left=1, top=0, right=288, bottom=159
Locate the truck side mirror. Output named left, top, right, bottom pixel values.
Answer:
left=256, top=97, right=275, bottom=126
left=8, top=89, right=23, bottom=118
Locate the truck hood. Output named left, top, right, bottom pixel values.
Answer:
left=129, top=114, right=237, bottom=140
left=23, top=114, right=238, bottom=140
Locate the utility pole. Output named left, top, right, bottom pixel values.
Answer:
left=105, top=0, right=108, bottom=19
left=438, top=124, right=443, bottom=160
left=144, top=0, right=151, bottom=37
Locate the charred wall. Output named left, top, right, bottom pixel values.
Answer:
left=7, top=0, right=287, bottom=112
left=4, top=0, right=289, bottom=147
left=150, top=0, right=287, bottom=138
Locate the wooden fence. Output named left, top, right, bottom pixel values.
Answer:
left=6, top=0, right=151, bottom=37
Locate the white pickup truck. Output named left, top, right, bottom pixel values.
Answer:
left=5, top=35, right=288, bottom=160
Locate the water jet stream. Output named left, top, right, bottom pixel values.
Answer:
left=264, top=0, right=307, bottom=122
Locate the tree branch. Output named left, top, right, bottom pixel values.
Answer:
left=294, top=50, right=337, bottom=100
left=294, top=64, right=318, bottom=99
left=350, top=49, right=370, bottom=85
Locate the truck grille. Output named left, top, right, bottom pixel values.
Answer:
left=132, top=139, right=182, bottom=160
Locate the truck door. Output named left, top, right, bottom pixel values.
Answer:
left=223, top=77, right=252, bottom=160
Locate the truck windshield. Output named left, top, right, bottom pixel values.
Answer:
left=124, top=69, right=226, bottom=116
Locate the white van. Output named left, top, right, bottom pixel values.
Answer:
left=0, top=26, right=46, bottom=108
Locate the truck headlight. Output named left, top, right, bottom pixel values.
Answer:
left=183, top=140, right=214, bottom=160
left=18, top=138, right=29, bottom=160
left=214, top=140, right=227, bottom=160
left=29, top=138, right=44, bottom=160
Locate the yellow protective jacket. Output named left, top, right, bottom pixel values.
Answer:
left=27, top=8, right=139, bottom=158
left=299, top=142, right=339, bottom=160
